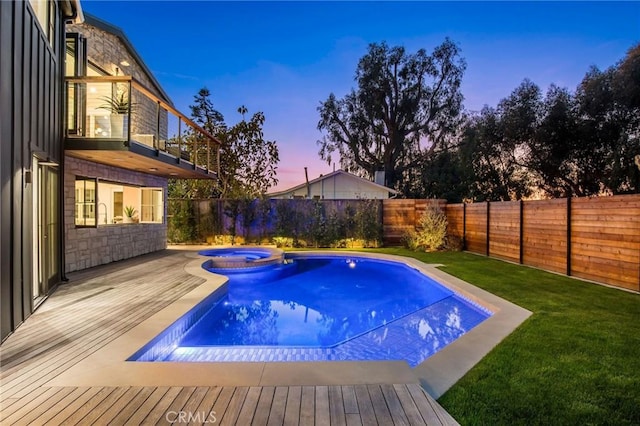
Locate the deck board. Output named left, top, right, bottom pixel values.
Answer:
left=180, top=387, right=209, bottom=423
left=4, top=387, right=73, bottom=426
left=29, top=387, right=90, bottom=425
left=299, top=386, right=316, bottom=425
left=57, top=387, right=117, bottom=425
left=253, top=386, right=275, bottom=426
left=110, top=387, right=156, bottom=425
left=124, top=386, right=170, bottom=426
left=354, top=385, right=378, bottom=425
left=368, top=385, right=394, bottom=425
left=315, top=385, right=331, bottom=426
left=342, top=385, right=359, bottom=414
left=95, top=387, right=144, bottom=424
left=235, top=386, right=261, bottom=425
left=283, top=386, right=302, bottom=426
left=329, top=385, right=347, bottom=426
left=68, top=386, right=131, bottom=425
left=381, top=384, right=411, bottom=426
left=139, top=386, right=183, bottom=425
left=212, top=386, right=234, bottom=413
left=267, top=386, right=288, bottom=426
left=0, top=249, right=458, bottom=425
left=219, top=386, right=249, bottom=426
left=393, top=383, right=429, bottom=426
left=190, top=386, right=222, bottom=425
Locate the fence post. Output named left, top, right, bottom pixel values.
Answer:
left=567, top=196, right=572, bottom=276
left=486, top=201, right=491, bottom=256
left=462, top=203, right=467, bottom=251
left=519, top=200, right=524, bottom=264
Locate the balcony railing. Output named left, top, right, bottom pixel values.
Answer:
left=65, top=76, right=221, bottom=175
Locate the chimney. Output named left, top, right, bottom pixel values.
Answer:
left=304, top=167, right=311, bottom=198
left=374, top=171, right=386, bottom=187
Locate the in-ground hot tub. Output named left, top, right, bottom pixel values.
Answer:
left=199, top=247, right=284, bottom=270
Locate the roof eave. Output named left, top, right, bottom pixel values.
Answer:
left=80, top=13, right=173, bottom=106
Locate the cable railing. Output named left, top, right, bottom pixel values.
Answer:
left=65, top=75, right=221, bottom=175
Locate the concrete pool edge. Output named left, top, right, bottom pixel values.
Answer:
left=408, top=263, right=532, bottom=398
left=292, top=251, right=533, bottom=398
left=45, top=249, right=531, bottom=395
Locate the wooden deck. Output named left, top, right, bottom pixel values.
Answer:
left=0, top=249, right=458, bottom=425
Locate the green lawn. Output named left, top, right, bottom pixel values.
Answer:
left=355, top=248, right=640, bottom=425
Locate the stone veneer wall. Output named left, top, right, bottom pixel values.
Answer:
left=66, top=21, right=169, bottom=141
left=64, top=156, right=168, bottom=273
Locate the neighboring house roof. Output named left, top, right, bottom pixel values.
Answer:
left=268, top=169, right=398, bottom=198
left=83, top=13, right=173, bottom=105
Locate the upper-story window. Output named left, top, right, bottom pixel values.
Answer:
left=29, top=0, right=56, bottom=47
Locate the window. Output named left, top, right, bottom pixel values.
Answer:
left=28, top=0, right=56, bottom=46
left=74, top=178, right=164, bottom=226
left=75, top=178, right=96, bottom=226
left=113, top=191, right=123, bottom=219
left=140, top=188, right=163, bottom=223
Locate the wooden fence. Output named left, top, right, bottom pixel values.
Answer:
left=381, top=199, right=447, bottom=245
left=443, top=195, right=640, bottom=292
left=169, top=196, right=640, bottom=292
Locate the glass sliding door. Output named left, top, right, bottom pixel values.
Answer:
left=32, top=158, right=60, bottom=303
left=65, top=33, right=87, bottom=135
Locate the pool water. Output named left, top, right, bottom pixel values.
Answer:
left=190, top=257, right=454, bottom=347
left=131, top=254, right=492, bottom=366
left=201, top=248, right=272, bottom=261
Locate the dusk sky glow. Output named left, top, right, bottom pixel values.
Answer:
left=80, top=1, right=640, bottom=191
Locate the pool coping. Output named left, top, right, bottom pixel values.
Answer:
left=46, top=249, right=531, bottom=398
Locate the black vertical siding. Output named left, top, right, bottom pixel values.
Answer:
left=0, top=0, right=14, bottom=341
left=12, top=0, right=25, bottom=327
left=0, top=0, right=68, bottom=342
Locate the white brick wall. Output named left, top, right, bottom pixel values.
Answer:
left=64, top=156, right=168, bottom=273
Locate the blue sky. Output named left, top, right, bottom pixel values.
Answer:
left=80, top=1, right=639, bottom=191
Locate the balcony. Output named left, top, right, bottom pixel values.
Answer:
left=65, top=76, right=220, bottom=179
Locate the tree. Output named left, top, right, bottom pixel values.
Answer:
left=317, top=39, right=466, bottom=191
left=169, top=88, right=226, bottom=199
left=424, top=43, right=640, bottom=201
left=220, top=107, right=279, bottom=198
left=458, top=105, right=533, bottom=201
left=169, top=89, right=279, bottom=199
left=416, top=149, right=470, bottom=202
left=576, top=44, right=640, bottom=194
left=190, top=87, right=226, bottom=135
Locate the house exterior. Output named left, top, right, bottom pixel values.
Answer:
left=1, top=3, right=219, bottom=342
left=63, top=13, right=219, bottom=273
left=268, top=170, right=398, bottom=200
left=1, top=0, right=83, bottom=341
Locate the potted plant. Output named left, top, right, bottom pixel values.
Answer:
left=99, top=91, right=135, bottom=139
left=123, top=205, right=137, bottom=223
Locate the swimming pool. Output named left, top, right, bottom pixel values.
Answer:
left=130, top=252, right=492, bottom=366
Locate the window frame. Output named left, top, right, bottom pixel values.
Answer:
left=74, top=176, right=97, bottom=228
left=139, top=187, right=164, bottom=224
left=74, top=178, right=165, bottom=227
left=28, top=0, right=56, bottom=49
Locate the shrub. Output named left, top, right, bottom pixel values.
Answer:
left=401, top=230, right=420, bottom=251
left=445, top=234, right=464, bottom=251
left=405, top=203, right=448, bottom=252
left=272, top=236, right=294, bottom=248
left=354, top=199, right=382, bottom=247
left=167, top=200, right=196, bottom=243
left=207, top=234, right=245, bottom=245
